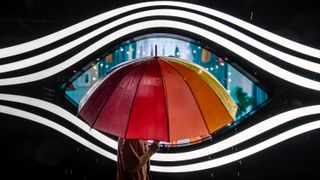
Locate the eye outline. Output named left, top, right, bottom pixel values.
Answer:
left=65, top=32, right=270, bottom=145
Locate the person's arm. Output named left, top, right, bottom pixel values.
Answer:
left=128, top=141, right=159, bottom=173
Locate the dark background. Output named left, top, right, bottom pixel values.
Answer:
left=0, top=0, right=320, bottom=179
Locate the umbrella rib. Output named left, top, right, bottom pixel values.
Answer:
left=157, top=59, right=170, bottom=142
left=89, top=61, right=144, bottom=131
left=89, top=78, right=126, bottom=131
left=164, top=60, right=211, bottom=136
left=124, top=61, right=152, bottom=139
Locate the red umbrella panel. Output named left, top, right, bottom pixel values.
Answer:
left=78, top=56, right=238, bottom=144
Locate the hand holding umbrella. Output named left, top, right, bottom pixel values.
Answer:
left=134, top=140, right=159, bottom=172
left=149, top=140, right=160, bottom=155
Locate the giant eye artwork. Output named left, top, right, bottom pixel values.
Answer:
left=0, top=1, right=320, bottom=175
left=64, top=34, right=269, bottom=147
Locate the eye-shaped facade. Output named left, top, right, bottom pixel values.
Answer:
left=64, top=34, right=269, bottom=146
left=0, top=1, right=320, bottom=180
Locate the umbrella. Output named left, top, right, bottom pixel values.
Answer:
left=78, top=56, right=238, bottom=144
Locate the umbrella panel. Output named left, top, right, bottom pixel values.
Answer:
left=93, top=62, right=150, bottom=137
left=166, top=60, right=233, bottom=133
left=126, top=60, right=168, bottom=141
left=159, top=60, right=209, bottom=142
left=79, top=61, right=144, bottom=126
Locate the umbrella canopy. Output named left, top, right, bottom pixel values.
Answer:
left=78, top=56, right=238, bottom=143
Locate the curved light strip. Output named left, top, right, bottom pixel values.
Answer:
left=151, top=120, right=320, bottom=172
left=0, top=1, right=167, bottom=58
left=0, top=93, right=117, bottom=150
left=152, top=105, right=320, bottom=161
left=0, top=10, right=169, bottom=73
left=0, top=105, right=117, bottom=161
left=1, top=93, right=320, bottom=163
left=1, top=10, right=319, bottom=74
left=1, top=1, right=319, bottom=59
left=0, top=20, right=319, bottom=91
left=1, top=102, right=319, bottom=173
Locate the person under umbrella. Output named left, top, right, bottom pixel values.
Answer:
left=117, top=139, right=159, bottom=180
left=78, top=56, right=238, bottom=179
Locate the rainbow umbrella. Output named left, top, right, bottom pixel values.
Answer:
left=78, top=57, right=238, bottom=143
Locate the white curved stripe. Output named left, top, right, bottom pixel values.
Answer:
left=0, top=20, right=319, bottom=91
left=0, top=10, right=170, bottom=73
left=1, top=93, right=320, bottom=163
left=2, top=10, right=319, bottom=74
left=151, top=105, right=320, bottom=161
left=1, top=102, right=319, bottom=173
left=163, top=1, right=320, bottom=59
left=187, top=3, right=320, bottom=59
left=0, top=1, right=167, bottom=58
left=151, top=120, right=320, bottom=172
left=0, top=105, right=117, bottom=162
left=1, top=2, right=319, bottom=60
left=0, top=93, right=117, bottom=150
